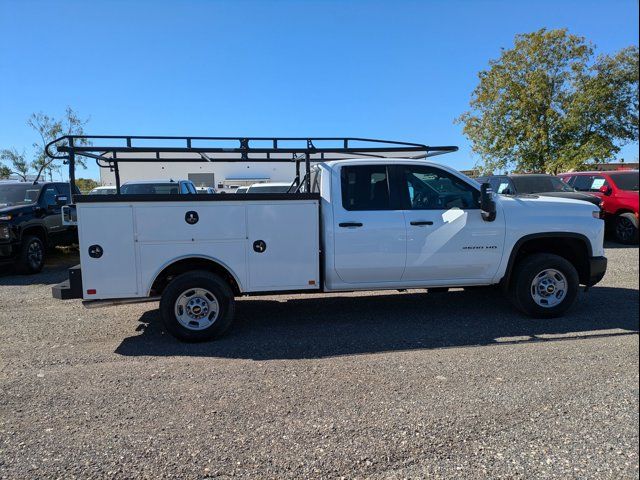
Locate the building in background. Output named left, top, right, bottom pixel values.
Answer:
left=589, top=161, right=638, bottom=172
left=99, top=153, right=296, bottom=192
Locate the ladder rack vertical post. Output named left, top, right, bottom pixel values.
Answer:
left=68, top=137, right=76, bottom=195
left=305, top=151, right=311, bottom=192
left=114, top=161, right=121, bottom=194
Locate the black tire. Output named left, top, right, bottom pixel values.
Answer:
left=16, top=235, right=46, bottom=274
left=614, top=213, right=638, bottom=244
left=159, top=270, right=235, bottom=342
left=509, top=253, right=579, bottom=319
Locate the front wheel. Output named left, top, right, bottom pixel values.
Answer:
left=614, top=213, right=638, bottom=244
left=509, top=253, right=579, bottom=318
left=16, top=235, right=46, bottom=274
left=159, top=270, right=236, bottom=342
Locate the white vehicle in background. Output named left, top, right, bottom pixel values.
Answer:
left=234, top=186, right=249, bottom=194
left=120, top=179, right=197, bottom=195
left=195, top=186, right=216, bottom=194
left=246, top=182, right=292, bottom=194
left=88, top=186, right=117, bottom=195
left=48, top=136, right=607, bottom=343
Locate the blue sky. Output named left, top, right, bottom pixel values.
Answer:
left=1, top=0, right=638, bottom=180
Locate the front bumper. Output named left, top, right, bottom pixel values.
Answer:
left=587, top=256, right=607, bottom=287
left=0, top=243, right=19, bottom=263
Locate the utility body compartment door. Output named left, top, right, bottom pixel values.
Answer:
left=77, top=204, right=138, bottom=299
left=246, top=201, right=319, bottom=291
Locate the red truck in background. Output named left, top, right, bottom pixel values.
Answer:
left=558, top=170, right=639, bottom=244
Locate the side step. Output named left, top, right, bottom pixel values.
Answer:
left=52, top=264, right=83, bottom=300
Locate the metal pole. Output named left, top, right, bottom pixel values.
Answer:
left=295, top=160, right=301, bottom=187
left=305, top=152, right=311, bottom=192
left=68, top=137, right=76, bottom=196
left=114, top=162, right=121, bottom=194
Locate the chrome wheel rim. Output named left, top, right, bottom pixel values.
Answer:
left=174, top=288, right=219, bottom=331
left=27, top=240, right=43, bottom=269
left=530, top=268, right=567, bottom=308
left=616, top=217, right=634, bottom=242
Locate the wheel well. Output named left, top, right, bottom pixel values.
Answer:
left=150, top=257, right=241, bottom=297
left=614, top=209, right=636, bottom=217
left=507, top=235, right=591, bottom=286
left=21, top=226, right=48, bottom=246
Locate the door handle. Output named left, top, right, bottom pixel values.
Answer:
left=339, top=222, right=363, bottom=228
left=410, top=221, right=434, bottom=226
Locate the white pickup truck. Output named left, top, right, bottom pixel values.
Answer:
left=48, top=136, right=607, bottom=342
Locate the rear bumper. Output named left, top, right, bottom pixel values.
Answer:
left=587, top=256, right=607, bottom=287
left=52, top=265, right=83, bottom=299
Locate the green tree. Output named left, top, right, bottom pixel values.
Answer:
left=0, top=165, right=11, bottom=179
left=1, top=108, right=91, bottom=182
left=0, top=148, right=30, bottom=180
left=75, top=178, right=99, bottom=193
left=457, top=29, right=639, bottom=174
left=29, top=108, right=90, bottom=181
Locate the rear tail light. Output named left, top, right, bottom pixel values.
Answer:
left=86, top=289, right=96, bottom=295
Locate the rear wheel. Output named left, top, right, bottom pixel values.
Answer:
left=16, top=235, right=46, bottom=274
left=159, top=270, right=235, bottom=342
left=614, top=213, right=638, bottom=244
left=509, top=253, right=579, bottom=318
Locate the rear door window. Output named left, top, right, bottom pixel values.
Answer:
left=340, top=165, right=391, bottom=211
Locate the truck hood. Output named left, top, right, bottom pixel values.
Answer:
left=500, top=194, right=599, bottom=213
left=532, top=191, right=601, bottom=206
left=0, top=204, right=33, bottom=219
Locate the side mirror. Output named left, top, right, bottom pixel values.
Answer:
left=55, top=194, right=69, bottom=205
left=480, top=183, right=497, bottom=222
left=598, top=185, right=612, bottom=196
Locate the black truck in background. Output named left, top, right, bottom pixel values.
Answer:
left=0, top=181, right=78, bottom=274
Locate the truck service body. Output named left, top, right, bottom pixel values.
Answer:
left=47, top=136, right=607, bottom=342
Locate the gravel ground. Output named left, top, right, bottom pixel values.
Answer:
left=0, top=244, right=638, bottom=479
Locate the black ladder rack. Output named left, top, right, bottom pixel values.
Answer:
left=45, top=135, right=458, bottom=193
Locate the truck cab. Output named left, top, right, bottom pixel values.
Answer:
left=315, top=160, right=604, bottom=292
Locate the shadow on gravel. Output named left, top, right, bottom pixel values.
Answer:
left=116, top=285, right=639, bottom=360
left=0, top=248, right=79, bottom=285
left=603, top=240, right=639, bottom=250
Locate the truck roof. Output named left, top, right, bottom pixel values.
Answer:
left=121, top=179, right=185, bottom=184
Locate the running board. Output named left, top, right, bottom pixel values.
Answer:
left=82, top=296, right=161, bottom=308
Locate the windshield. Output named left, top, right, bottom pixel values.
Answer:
left=0, top=184, right=41, bottom=207
left=121, top=183, right=181, bottom=194
left=609, top=171, right=639, bottom=191
left=512, top=176, right=574, bottom=194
